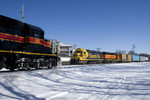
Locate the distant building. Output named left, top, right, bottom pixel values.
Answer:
left=59, top=43, right=76, bottom=57
left=59, top=43, right=76, bottom=65
left=51, top=40, right=76, bottom=65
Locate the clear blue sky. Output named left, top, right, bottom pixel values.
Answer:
left=0, top=0, right=150, bottom=54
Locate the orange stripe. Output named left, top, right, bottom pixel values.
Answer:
left=104, top=55, right=117, bottom=59
left=0, top=32, right=50, bottom=47
left=0, top=33, right=24, bottom=43
left=24, top=37, right=44, bottom=45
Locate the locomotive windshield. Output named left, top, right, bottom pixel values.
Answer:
left=75, top=51, right=81, bottom=53
left=32, top=30, right=43, bottom=38
left=26, top=24, right=44, bottom=39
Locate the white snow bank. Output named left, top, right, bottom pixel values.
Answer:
left=61, top=57, right=71, bottom=62
left=0, top=62, right=150, bottom=100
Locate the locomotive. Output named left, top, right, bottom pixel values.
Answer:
left=71, top=48, right=121, bottom=64
left=70, top=48, right=138, bottom=64
left=0, top=15, right=60, bottom=71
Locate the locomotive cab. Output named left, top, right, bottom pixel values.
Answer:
left=71, top=48, right=88, bottom=64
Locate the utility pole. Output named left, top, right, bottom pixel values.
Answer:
left=132, top=44, right=136, bottom=52
left=21, top=4, right=24, bottom=22
left=97, top=48, right=101, bottom=52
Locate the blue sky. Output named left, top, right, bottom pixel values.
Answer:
left=0, top=0, right=150, bottom=54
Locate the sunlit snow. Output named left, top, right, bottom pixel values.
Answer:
left=0, top=62, right=150, bottom=100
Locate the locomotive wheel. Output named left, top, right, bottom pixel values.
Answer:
left=23, top=63, right=30, bottom=70
left=48, top=62, right=52, bottom=69
left=18, top=63, right=30, bottom=71
left=0, top=57, right=5, bottom=70
left=53, top=60, right=57, bottom=67
left=6, top=58, right=15, bottom=71
left=51, top=59, right=56, bottom=67
left=9, top=62, right=15, bottom=72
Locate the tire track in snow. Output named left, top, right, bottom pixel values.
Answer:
left=99, top=77, right=128, bottom=100
left=99, top=72, right=138, bottom=100
left=37, top=91, right=68, bottom=100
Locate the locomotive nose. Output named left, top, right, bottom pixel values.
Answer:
left=73, top=53, right=81, bottom=56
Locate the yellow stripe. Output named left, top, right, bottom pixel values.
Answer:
left=80, top=59, right=103, bottom=61
left=87, top=59, right=103, bottom=61
left=0, top=32, right=50, bottom=46
left=0, top=50, right=57, bottom=57
left=0, top=32, right=23, bottom=38
left=0, top=50, right=9, bottom=53
left=0, top=32, right=24, bottom=43
left=0, top=38, right=24, bottom=43
left=106, top=59, right=117, bottom=61
left=12, top=51, right=22, bottom=54
left=22, top=52, right=57, bottom=56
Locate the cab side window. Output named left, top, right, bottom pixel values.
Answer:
left=34, top=31, right=41, bottom=38
left=30, top=29, right=44, bottom=39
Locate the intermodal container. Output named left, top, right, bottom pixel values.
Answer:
left=121, top=54, right=127, bottom=62
left=132, top=55, right=140, bottom=62
left=127, top=54, right=132, bottom=62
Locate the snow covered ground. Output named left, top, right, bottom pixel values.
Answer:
left=0, top=62, right=150, bottom=100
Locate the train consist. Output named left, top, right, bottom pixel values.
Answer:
left=0, top=15, right=149, bottom=71
left=0, top=15, right=60, bottom=71
left=70, top=48, right=149, bottom=64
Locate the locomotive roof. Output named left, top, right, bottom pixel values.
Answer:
left=102, top=52, right=117, bottom=54
left=86, top=49, right=102, bottom=53
left=0, top=15, right=44, bottom=34
left=25, top=23, right=44, bottom=34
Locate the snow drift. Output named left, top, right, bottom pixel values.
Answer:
left=0, top=62, right=150, bottom=100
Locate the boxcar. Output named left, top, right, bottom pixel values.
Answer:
left=127, top=54, right=132, bottom=62
left=102, top=52, right=120, bottom=63
left=120, top=54, right=127, bottom=62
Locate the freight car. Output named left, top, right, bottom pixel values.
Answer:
left=0, top=15, right=59, bottom=71
left=132, top=55, right=140, bottom=62
left=140, top=56, right=149, bottom=62
left=120, top=54, right=132, bottom=62
left=102, top=52, right=121, bottom=63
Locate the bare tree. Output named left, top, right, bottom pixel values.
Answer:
left=128, top=50, right=137, bottom=55
left=116, top=50, right=126, bottom=54
left=97, top=48, right=101, bottom=52
left=132, top=44, right=136, bottom=52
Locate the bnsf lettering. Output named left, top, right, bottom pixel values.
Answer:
left=89, top=54, right=100, bottom=58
